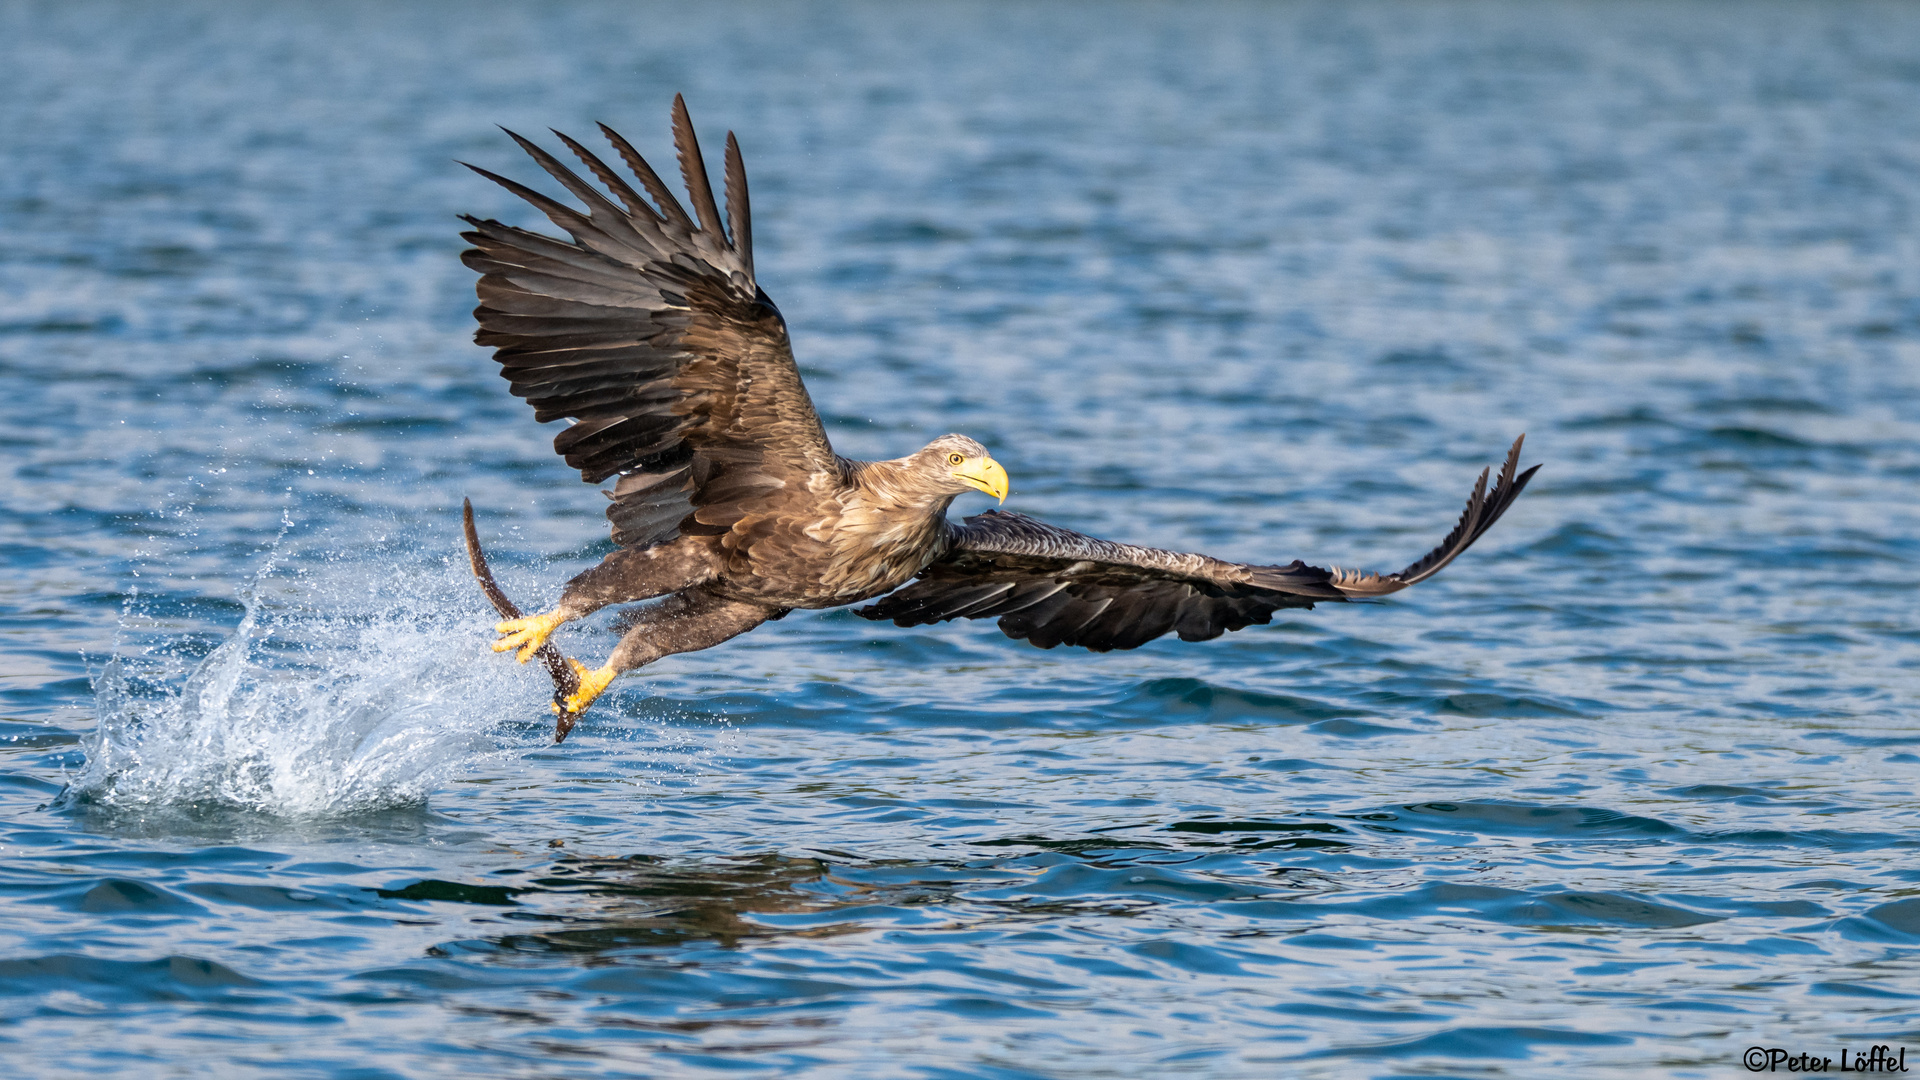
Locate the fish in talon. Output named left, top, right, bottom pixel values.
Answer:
left=462, top=499, right=581, bottom=741
left=551, top=659, right=617, bottom=718
left=492, top=610, right=566, bottom=663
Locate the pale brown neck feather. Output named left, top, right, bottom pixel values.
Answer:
left=844, top=457, right=960, bottom=517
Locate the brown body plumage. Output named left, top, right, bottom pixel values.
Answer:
left=460, top=98, right=1539, bottom=735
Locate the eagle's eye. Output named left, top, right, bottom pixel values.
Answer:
left=947, top=452, right=966, bottom=466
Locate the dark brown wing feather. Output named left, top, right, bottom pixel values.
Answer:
left=858, top=437, right=1539, bottom=652
left=459, top=97, right=835, bottom=549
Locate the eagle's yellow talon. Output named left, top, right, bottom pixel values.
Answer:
left=492, top=610, right=565, bottom=663
left=551, top=659, right=617, bottom=717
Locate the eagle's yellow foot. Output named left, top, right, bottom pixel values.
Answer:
left=493, top=610, right=566, bottom=663
left=552, top=659, right=617, bottom=717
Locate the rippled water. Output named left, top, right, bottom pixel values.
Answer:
left=5, top=1, right=1920, bottom=1076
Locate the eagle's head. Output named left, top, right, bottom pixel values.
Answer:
left=911, top=434, right=1008, bottom=503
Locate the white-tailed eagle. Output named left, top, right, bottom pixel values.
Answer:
left=457, top=98, right=1539, bottom=741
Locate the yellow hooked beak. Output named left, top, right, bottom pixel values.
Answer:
left=951, top=455, right=1009, bottom=502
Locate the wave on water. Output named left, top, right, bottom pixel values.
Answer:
left=68, top=542, right=554, bottom=817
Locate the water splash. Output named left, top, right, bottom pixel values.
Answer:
left=70, top=543, right=551, bottom=817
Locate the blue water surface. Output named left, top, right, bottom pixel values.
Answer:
left=3, top=2, right=1919, bottom=1077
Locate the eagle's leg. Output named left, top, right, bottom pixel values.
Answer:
left=557, top=588, right=786, bottom=717
left=493, top=539, right=721, bottom=663
left=493, top=610, right=568, bottom=663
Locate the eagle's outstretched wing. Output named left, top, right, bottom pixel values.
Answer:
left=461, top=96, right=835, bottom=548
left=858, top=436, right=1539, bottom=651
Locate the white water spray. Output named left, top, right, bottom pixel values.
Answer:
left=72, top=541, right=559, bottom=817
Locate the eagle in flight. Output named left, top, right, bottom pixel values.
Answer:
left=458, top=97, right=1538, bottom=738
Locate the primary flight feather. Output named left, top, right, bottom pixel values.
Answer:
left=459, top=97, right=1539, bottom=734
